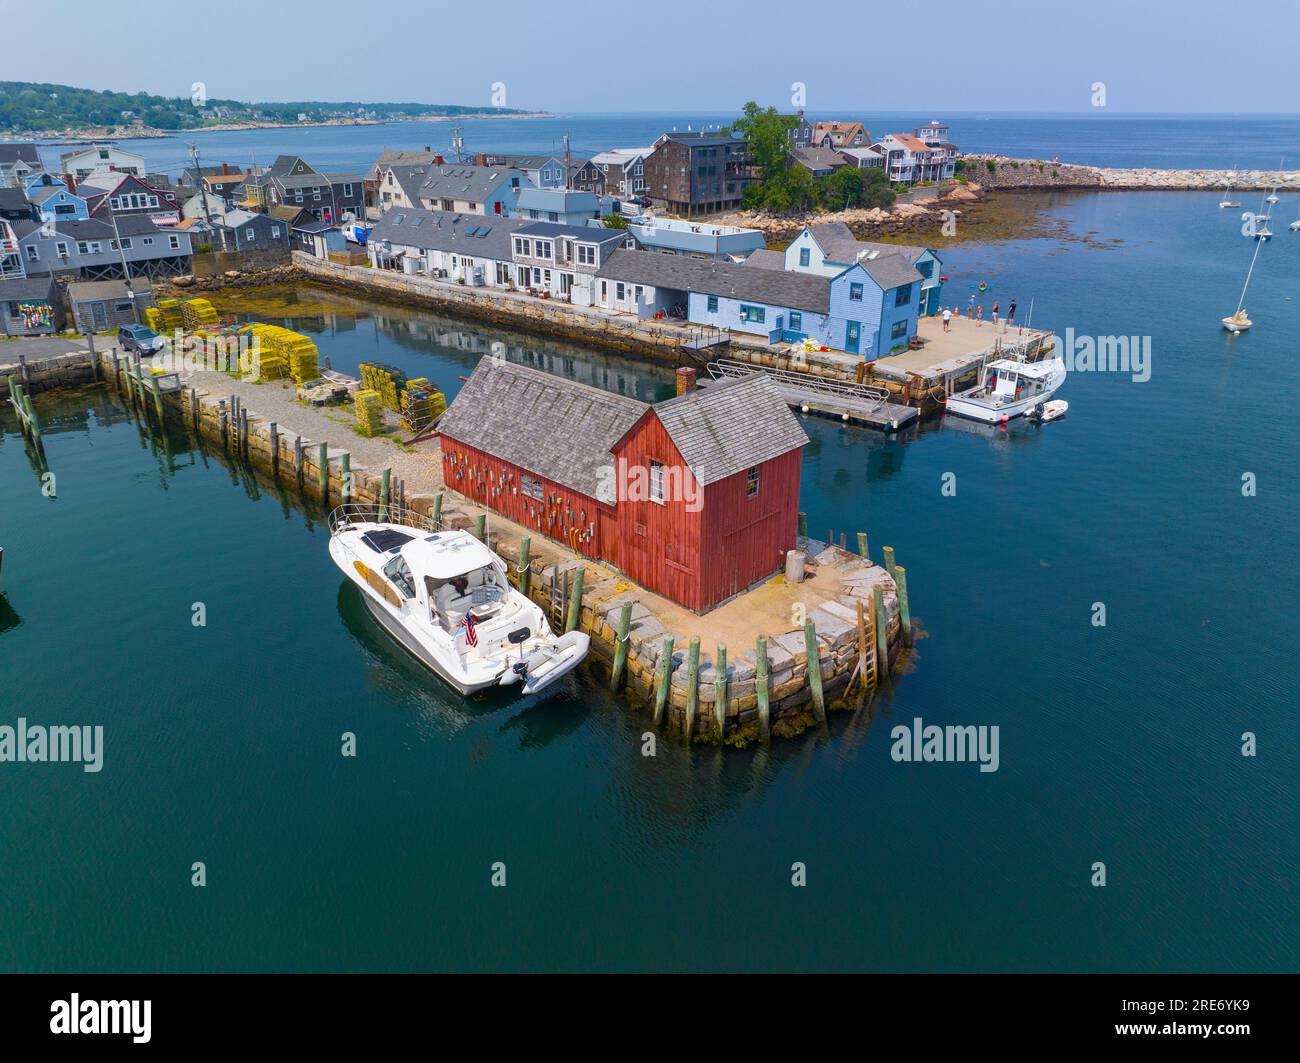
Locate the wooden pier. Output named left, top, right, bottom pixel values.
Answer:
left=703, top=358, right=919, bottom=432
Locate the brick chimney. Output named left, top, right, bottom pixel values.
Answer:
left=221, top=161, right=229, bottom=175
left=433, top=154, right=445, bottom=165
left=676, top=366, right=697, bottom=395
left=474, top=152, right=486, bottom=166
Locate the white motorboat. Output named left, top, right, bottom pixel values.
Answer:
left=944, top=355, right=1067, bottom=424
left=328, top=505, right=589, bottom=696
left=1219, top=166, right=1240, bottom=208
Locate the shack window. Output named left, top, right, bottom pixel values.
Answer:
left=707, top=295, right=718, bottom=313
left=521, top=475, right=544, bottom=500
left=798, top=247, right=810, bottom=266
left=849, top=282, right=863, bottom=302
left=789, top=311, right=802, bottom=331
left=740, top=304, right=765, bottom=324
left=895, top=284, right=912, bottom=306
left=649, top=459, right=665, bottom=504
left=746, top=466, right=760, bottom=498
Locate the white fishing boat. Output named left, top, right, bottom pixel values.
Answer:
left=944, top=355, right=1067, bottom=424
left=1222, top=233, right=1264, bottom=333
left=328, top=504, right=589, bottom=696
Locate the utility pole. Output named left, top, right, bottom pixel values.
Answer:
left=105, top=206, right=142, bottom=325
left=190, top=144, right=215, bottom=230
left=450, top=127, right=464, bottom=163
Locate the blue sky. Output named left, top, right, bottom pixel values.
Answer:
left=8, top=0, right=1299, bottom=114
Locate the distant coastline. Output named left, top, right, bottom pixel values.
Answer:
left=3, top=112, right=552, bottom=146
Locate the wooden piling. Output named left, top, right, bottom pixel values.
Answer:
left=609, top=602, right=632, bottom=693
left=653, top=634, right=675, bottom=727
left=564, top=566, right=584, bottom=633
left=318, top=442, right=328, bottom=503
left=218, top=401, right=228, bottom=447
left=804, top=620, right=826, bottom=725
left=684, top=636, right=700, bottom=740
left=294, top=436, right=304, bottom=486
left=270, top=423, right=279, bottom=473
left=379, top=467, right=391, bottom=520
left=713, top=643, right=727, bottom=739
left=857, top=531, right=869, bottom=559
left=895, top=565, right=913, bottom=646
left=432, top=491, right=444, bottom=530
left=86, top=332, right=99, bottom=382
left=339, top=451, right=350, bottom=501
left=797, top=511, right=808, bottom=538
left=882, top=545, right=897, bottom=580
left=873, top=585, right=891, bottom=682
left=518, top=535, right=531, bottom=595
left=189, top=388, right=198, bottom=427
left=473, top=513, right=486, bottom=541
left=755, top=635, right=771, bottom=742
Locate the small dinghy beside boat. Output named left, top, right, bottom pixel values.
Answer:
left=1028, top=399, right=1069, bottom=423
left=328, top=504, right=589, bottom=696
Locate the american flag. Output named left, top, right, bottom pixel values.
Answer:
left=460, top=611, right=478, bottom=648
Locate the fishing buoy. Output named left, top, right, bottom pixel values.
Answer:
left=801, top=404, right=810, bottom=413
left=842, top=412, right=849, bottom=421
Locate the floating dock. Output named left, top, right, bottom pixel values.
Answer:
left=703, top=358, right=919, bottom=431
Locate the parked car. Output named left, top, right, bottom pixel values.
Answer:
left=117, top=324, right=166, bottom=354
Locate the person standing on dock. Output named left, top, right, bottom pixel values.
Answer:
left=975, top=304, right=983, bottom=327
left=1008, top=298, right=1017, bottom=325
left=968, top=293, right=975, bottom=317
left=942, top=307, right=952, bottom=332
left=992, top=302, right=1000, bottom=329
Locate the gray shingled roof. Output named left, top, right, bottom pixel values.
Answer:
left=369, top=207, right=528, bottom=261
left=808, top=222, right=928, bottom=289
left=0, top=144, right=43, bottom=165
left=417, top=164, right=524, bottom=205
left=739, top=248, right=786, bottom=270
left=437, top=360, right=649, bottom=503
left=439, top=360, right=808, bottom=500
left=598, top=248, right=832, bottom=313
left=0, top=276, right=57, bottom=302
left=653, top=375, right=808, bottom=486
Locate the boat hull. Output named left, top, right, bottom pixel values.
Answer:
left=356, top=584, right=500, bottom=695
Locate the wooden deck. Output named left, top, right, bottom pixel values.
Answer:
left=702, top=359, right=919, bottom=432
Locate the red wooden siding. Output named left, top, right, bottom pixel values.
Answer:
left=609, top=412, right=706, bottom=609
left=440, top=439, right=611, bottom=560
left=698, top=447, right=802, bottom=606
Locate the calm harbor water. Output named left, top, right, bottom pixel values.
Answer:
left=2, top=188, right=1297, bottom=972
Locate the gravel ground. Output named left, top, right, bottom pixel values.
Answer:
left=180, top=366, right=443, bottom=493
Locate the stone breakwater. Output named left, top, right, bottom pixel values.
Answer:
left=963, top=154, right=1300, bottom=192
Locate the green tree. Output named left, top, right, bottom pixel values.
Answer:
left=602, top=213, right=629, bottom=229
left=731, top=101, right=797, bottom=185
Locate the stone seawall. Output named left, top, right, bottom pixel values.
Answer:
left=0, top=349, right=98, bottom=398
left=80, top=345, right=909, bottom=746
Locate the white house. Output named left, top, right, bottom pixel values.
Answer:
left=60, top=144, right=146, bottom=184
